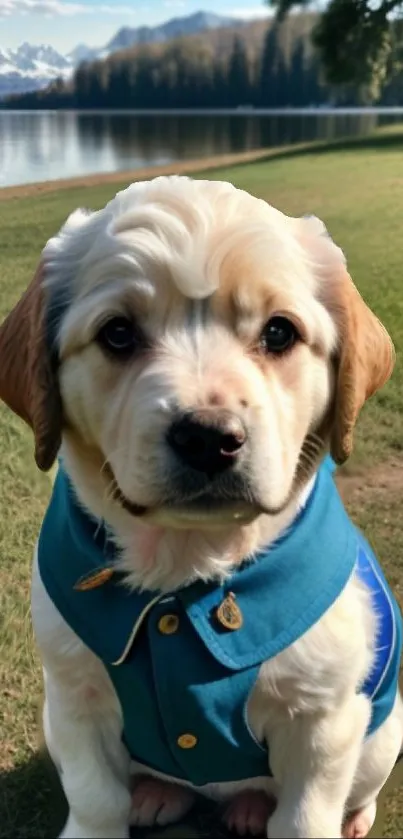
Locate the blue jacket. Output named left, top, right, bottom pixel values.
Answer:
left=38, top=457, right=402, bottom=786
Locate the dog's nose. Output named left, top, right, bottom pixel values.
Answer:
left=167, top=410, right=247, bottom=474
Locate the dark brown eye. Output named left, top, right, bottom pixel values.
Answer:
left=96, top=317, right=137, bottom=356
left=260, top=317, right=299, bottom=354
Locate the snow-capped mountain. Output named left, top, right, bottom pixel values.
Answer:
left=0, top=43, right=71, bottom=98
left=0, top=11, right=243, bottom=99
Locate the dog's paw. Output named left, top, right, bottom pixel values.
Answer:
left=130, top=775, right=195, bottom=828
left=222, top=789, right=276, bottom=836
left=343, top=801, right=377, bottom=839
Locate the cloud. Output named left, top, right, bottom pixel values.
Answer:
left=0, top=0, right=135, bottom=15
left=230, top=6, right=272, bottom=18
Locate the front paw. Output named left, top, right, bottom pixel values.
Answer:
left=130, top=775, right=195, bottom=828
left=60, top=814, right=129, bottom=839
left=342, top=802, right=377, bottom=839
left=223, top=789, right=276, bottom=836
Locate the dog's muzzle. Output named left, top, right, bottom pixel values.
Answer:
left=103, top=409, right=262, bottom=526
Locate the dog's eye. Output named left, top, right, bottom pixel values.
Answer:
left=260, top=317, right=299, bottom=354
left=96, top=317, right=137, bottom=356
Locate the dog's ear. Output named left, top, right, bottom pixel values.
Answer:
left=295, top=214, right=395, bottom=464
left=330, top=269, right=395, bottom=464
left=0, top=261, right=62, bottom=471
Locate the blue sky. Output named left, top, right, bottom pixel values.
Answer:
left=0, top=0, right=270, bottom=53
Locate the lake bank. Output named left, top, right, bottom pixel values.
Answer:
left=2, top=122, right=403, bottom=200
left=0, top=141, right=319, bottom=200
left=2, top=108, right=401, bottom=188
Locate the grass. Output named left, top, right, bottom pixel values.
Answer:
left=1, top=126, right=403, bottom=837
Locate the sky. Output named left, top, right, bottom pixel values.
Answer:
left=0, top=0, right=271, bottom=54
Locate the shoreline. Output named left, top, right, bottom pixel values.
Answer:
left=1, top=122, right=396, bottom=201
left=0, top=141, right=319, bottom=201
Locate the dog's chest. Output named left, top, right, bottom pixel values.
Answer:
left=37, top=460, right=402, bottom=786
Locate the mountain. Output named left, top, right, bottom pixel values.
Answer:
left=66, top=43, right=99, bottom=65
left=0, top=11, right=243, bottom=98
left=0, top=43, right=71, bottom=98
left=66, top=11, right=242, bottom=62
left=105, top=11, right=241, bottom=54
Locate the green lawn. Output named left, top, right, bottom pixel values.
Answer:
left=1, top=129, right=403, bottom=838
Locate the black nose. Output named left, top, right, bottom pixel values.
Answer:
left=167, top=410, right=247, bottom=475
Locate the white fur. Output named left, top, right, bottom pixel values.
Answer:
left=30, top=176, right=402, bottom=838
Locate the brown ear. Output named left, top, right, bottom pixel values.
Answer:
left=0, top=262, right=62, bottom=471
left=331, top=270, right=395, bottom=465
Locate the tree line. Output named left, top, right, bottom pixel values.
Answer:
left=68, top=31, right=327, bottom=110
left=3, top=17, right=403, bottom=110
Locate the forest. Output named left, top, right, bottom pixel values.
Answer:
left=4, top=15, right=403, bottom=110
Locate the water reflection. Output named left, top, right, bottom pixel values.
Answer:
left=0, top=109, right=400, bottom=188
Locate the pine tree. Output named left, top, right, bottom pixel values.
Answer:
left=259, top=27, right=279, bottom=106
left=227, top=36, right=251, bottom=106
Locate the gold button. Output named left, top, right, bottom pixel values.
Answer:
left=158, top=614, right=179, bottom=635
left=216, top=591, right=243, bottom=631
left=177, top=733, right=198, bottom=750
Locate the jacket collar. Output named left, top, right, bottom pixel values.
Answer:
left=39, top=456, right=357, bottom=669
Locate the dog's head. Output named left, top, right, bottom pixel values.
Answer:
left=0, top=176, right=394, bottom=542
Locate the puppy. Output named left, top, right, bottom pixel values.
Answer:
left=0, top=176, right=402, bottom=839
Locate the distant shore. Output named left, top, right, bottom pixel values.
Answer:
left=3, top=106, right=403, bottom=115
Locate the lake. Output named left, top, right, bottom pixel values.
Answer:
left=1, top=108, right=403, bottom=188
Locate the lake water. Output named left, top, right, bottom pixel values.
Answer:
left=1, top=108, right=403, bottom=188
